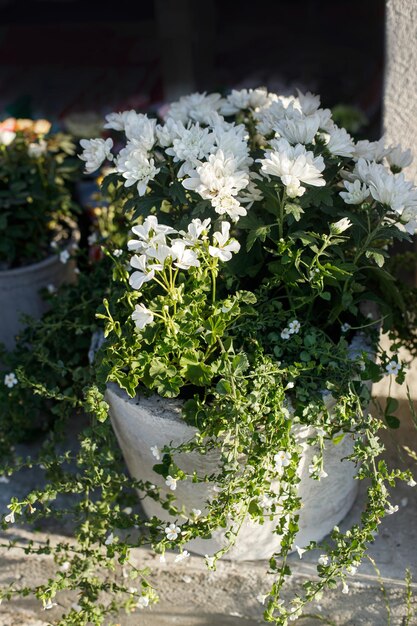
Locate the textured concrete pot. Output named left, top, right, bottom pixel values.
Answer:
left=0, top=247, right=76, bottom=351
left=106, top=378, right=367, bottom=561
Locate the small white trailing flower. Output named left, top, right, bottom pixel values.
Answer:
left=385, top=360, right=401, bottom=376
left=4, top=372, right=18, bottom=388
left=342, top=582, right=349, bottom=594
left=317, top=468, right=328, bottom=480
left=137, top=595, right=150, bottom=609
left=113, top=249, right=123, bottom=257
left=209, top=221, right=240, bottom=261
left=165, top=475, right=177, bottom=491
left=43, top=599, right=58, bottom=610
left=341, top=323, right=351, bottom=333
left=385, top=504, right=399, bottom=515
left=131, top=303, right=154, bottom=330
left=281, top=328, right=290, bottom=340
left=347, top=562, right=359, bottom=575
left=104, top=532, right=114, bottom=546
left=59, top=249, right=70, bottom=264
left=4, top=510, right=15, bottom=523
left=204, top=554, right=216, bottom=568
left=407, top=477, right=417, bottom=487
left=165, top=523, right=181, bottom=541
left=191, top=508, right=202, bottom=518
left=340, top=179, right=369, bottom=205
left=256, top=593, right=269, bottom=605
left=174, top=549, right=190, bottom=562
left=79, top=138, right=113, bottom=174
left=47, top=283, right=57, bottom=294
left=288, top=319, right=301, bottom=334
left=274, top=450, right=292, bottom=472
left=0, top=476, right=9, bottom=484
left=295, top=545, right=307, bottom=559
left=318, top=554, right=329, bottom=566
left=150, top=445, right=161, bottom=461
left=330, top=218, right=352, bottom=234
left=60, top=561, right=71, bottom=572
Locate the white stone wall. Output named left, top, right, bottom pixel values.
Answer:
left=383, top=0, right=417, bottom=182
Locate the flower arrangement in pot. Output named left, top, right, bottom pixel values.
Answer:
left=79, top=88, right=417, bottom=622
left=0, top=117, right=81, bottom=350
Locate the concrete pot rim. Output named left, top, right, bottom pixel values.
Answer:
left=0, top=234, right=78, bottom=280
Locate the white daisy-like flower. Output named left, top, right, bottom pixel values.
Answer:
left=150, top=445, right=161, bottom=460
left=165, top=475, right=177, bottom=491
left=274, top=450, right=292, bottom=471
left=129, top=254, right=155, bottom=290
left=165, top=523, right=181, bottom=541
left=296, top=89, right=321, bottom=116
left=59, top=249, right=70, bottom=264
left=288, top=319, right=301, bottom=334
left=220, top=87, right=270, bottom=115
left=116, top=141, right=160, bottom=195
left=4, top=372, right=18, bottom=388
left=258, top=139, right=325, bottom=198
left=385, top=360, right=400, bottom=376
left=131, top=304, right=154, bottom=330
left=340, top=179, right=370, bottom=205
left=79, top=137, right=113, bottom=174
left=165, top=123, right=215, bottom=172
left=105, top=111, right=156, bottom=148
left=281, top=328, right=290, bottom=340
left=170, top=240, right=200, bottom=270
left=318, top=554, right=329, bottom=566
left=208, top=221, right=240, bottom=261
left=174, top=549, right=190, bottom=562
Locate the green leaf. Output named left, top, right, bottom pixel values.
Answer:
left=246, top=225, right=271, bottom=251
left=284, top=203, right=304, bottom=222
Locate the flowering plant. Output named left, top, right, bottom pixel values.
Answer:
left=0, top=117, right=80, bottom=268
left=1, top=89, right=417, bottom=625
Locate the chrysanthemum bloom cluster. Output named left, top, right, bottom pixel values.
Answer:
left=80, top=86, right=417, bottom=231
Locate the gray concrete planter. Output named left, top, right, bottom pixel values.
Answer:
left=106, top=381, right=366, bottom=561
left=0, top=246, right=76, bottom=351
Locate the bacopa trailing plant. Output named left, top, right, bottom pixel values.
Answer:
left=1, top=88, right=417, bottom=625
left=0, top=117, right=80, bottom=268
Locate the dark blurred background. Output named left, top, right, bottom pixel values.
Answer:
left=0, top=0, right=385, bottom=136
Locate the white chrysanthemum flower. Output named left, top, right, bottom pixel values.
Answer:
left=275, top=112, right=321, bottom=145
left=79, top=138, right=113, bottom=174
left=323, top=125, right=355, bottom=158
left=296, top=89, right=321, bottom=115
left=208, top=221, right=240, bottom=261
left=165, top=123, right=216, bottom=174
left=385, top=360, right=400, bottom=376
left=171, top=240, right=200, bottom=270
left=4, top=372, right=18, bottom=388
left=211, top=193, right=247, bottom=221
left=386, top=145, right=413, bottom=170
left=259, top=139, right=325, bottom=198
left=220, top=87, right=270, bottom=115
left=165, top=523, right=181, bottom=540
left=132, top=304, right=154, bottom=330
left=105, top=111, right=156, bottom=148
left=213, top=123, right=252, bottom=170
left=340, top=179, right=370, bottom=204
left=274, top=450, right=291, bottom=471
left=255, top=96, right=300, bottom=135
left=165, top=475, right=177, bottom=491
left=116, top=141, right=160, bottom=195
left=129, top=254, right=155, bottom=290
left=166, top=92, right=224, bottom=125
left=174, top=549, right=190, bottom=562
left=239, top=173, right=264, bottom=208
left=353, top=137, right=388, bottom=162
left=155, top=118, right=183, bottom=148
left=182, top=149, right=249, bottom=215
left=369, top=172, right=417, bottom=214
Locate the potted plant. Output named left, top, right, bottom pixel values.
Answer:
left=78, top=88, right=416, bottom=621
left=1, top=89, right=416, bottom=625
left=0, top=117, right=81, bottom=350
